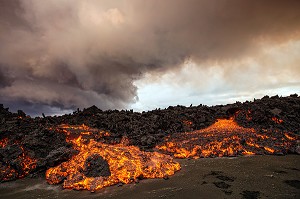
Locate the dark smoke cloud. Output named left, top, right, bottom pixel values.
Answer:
left=0, top=0, right=300, bottom=115
left=0, top=69, right=11, bottom=88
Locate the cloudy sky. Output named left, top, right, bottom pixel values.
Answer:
left=0, top=0, right=300, bottom=116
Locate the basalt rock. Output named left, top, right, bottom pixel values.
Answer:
left=83, top=154, right=111, bottom=177
left=22, top=128, right=69, bottom=159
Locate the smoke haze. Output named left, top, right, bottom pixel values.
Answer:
left=0, top=0, right=300, bottom=115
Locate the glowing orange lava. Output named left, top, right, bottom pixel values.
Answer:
left=156, top=117, right=298, bottom=158
left=18, top=148, right=37, bottom=178
left=183, top=120, right=193, bottom=127
left=246, top=110, right=252, bottom=121
left=272, top=117, right=283, bottom=124
left=284, top=133, right=296, bottom=140
left=46, top=125, right=180, bottom=191
left=0, top=138, right=8, bottom=148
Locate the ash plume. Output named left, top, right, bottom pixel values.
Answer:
left=0, top=0, right=300, bottom=115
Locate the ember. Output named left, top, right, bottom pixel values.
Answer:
left=46, top=125, right=180, bottom=191
left=0, top=138, right=8, bottom=148
left=156, top=117, right=298, bottom=158
left=272, top=117, right=283, bottom=124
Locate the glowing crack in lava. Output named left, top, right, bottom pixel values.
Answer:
left=156, top=117, right=298, bottom=159
left=46, top=125, right=180, bottom=191
left=0, top=140, right=36, bottom=181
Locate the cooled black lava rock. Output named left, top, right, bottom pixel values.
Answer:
left=22, top=128, right=69, bottom=159
left=141, top=135, right=156, bottom=148
left=235, top=94, right=300, bottom=134
left=37, top=146, right=78, bottom=168
left=0, top=145, right=23, bottom=162
left=83, top=154, right=111, bottom=177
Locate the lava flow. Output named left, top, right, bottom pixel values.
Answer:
left=46, top=125, right=180, bottom=191
left=46, top=117, right=298, bottom=191
left=156, top=117, right=298, bottom=159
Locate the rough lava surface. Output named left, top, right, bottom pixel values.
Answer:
left=0, top=94, right=299, bottom=190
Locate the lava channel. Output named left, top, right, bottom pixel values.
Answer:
left=156, top=117, right=298, bottom=159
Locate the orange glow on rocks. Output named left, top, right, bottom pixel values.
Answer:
left=0, top=143, right=36, bottom=181
left=246, top=110, right=252, bottom=121
left=156, top=117, right=298, bottom=158
left=284, top=133, right=296, bottom=140
left=46, top=125, right=180, bottom=191
left=18, top=152, right=37, bottom=178
left=272, top=117, right=283, bottom=124
left=183, top=120, right=193, bottom=126
left=0, top=138, right=8, bottom=148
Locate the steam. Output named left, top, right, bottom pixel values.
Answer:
left=0, top=0, right=300, bottom=115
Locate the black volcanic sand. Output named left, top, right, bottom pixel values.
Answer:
left=0, top=155, right=299, bottom=199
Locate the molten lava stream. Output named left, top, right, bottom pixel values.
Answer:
left=46, top=125, right=180, bottom=191
left=156, top=117, right=298, bottom=159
